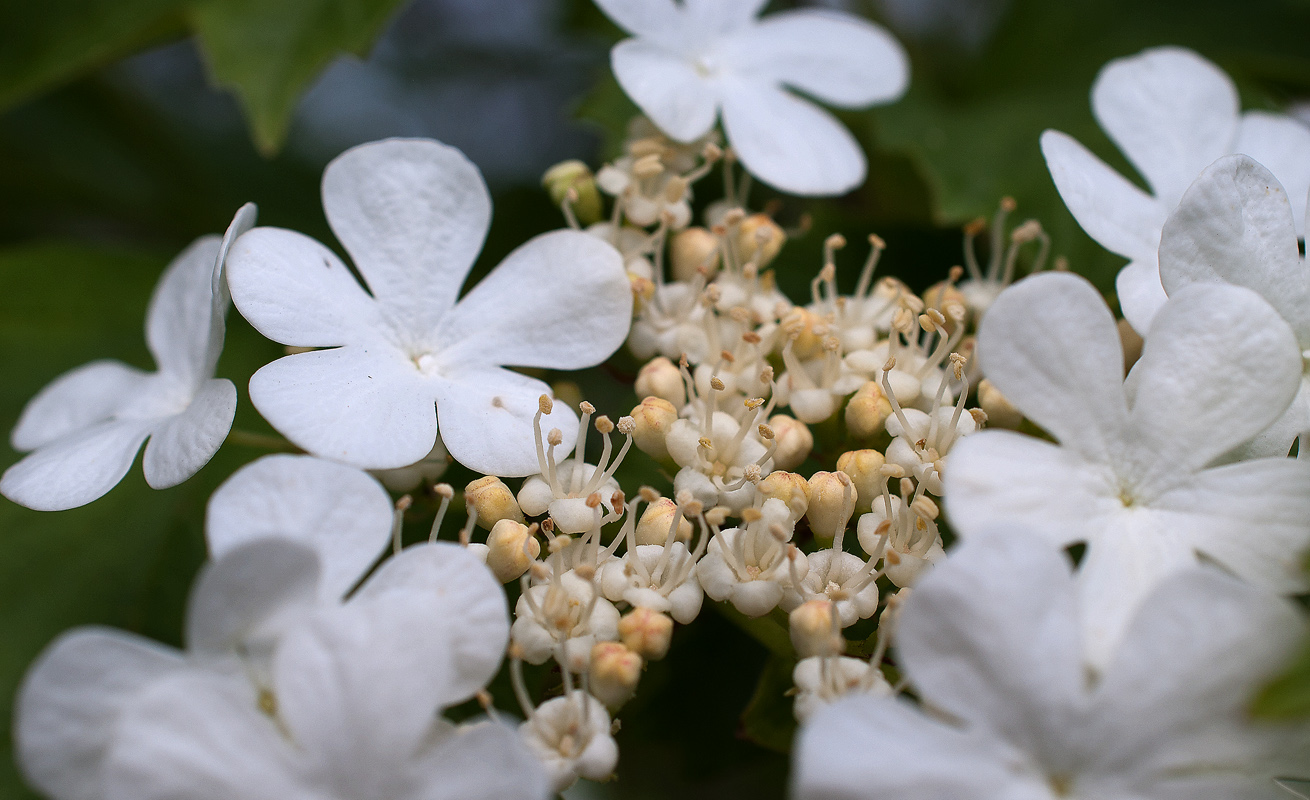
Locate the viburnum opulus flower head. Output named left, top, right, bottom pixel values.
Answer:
left=944, top=271, right=1310, bottom=668
left=225, top=138, right=633, bottom=477
left=1040, top=46, right=1310, bottom=334
left=595, top=0, right=909, bottom=196
left=1, top=204, right=255, bottom=512
left=793, top=530, right=1308, bottom=800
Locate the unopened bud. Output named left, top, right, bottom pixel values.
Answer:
left=542, top=160, right=602, bottom=225
left=485, top=520, right=539, bottom=583
left=635, top=497, right=693, bottom=545
left=670, top=227, right=721, bottom=282
left=630, top=396, right=678, bottom=461
left=465, top=476, right=524, bottom=529
left=767, top=414, right=813, bottom=471
left=735, top=214, right=785, bottom=267
left=589, top=642, right=643, bottom=709
left=835, top=450, right=887, bottom=513
left=619, top=607, right=674, bottom=661
left=922, top=280, right=966, bottom=324
left=789, top=599, right=844, bottom=658
left=806, top=471, right=856, bottom=542
left=756, top=471, right=810, bottom=518
left=978, top=379, right=1022, bottom=430
left=845, top=381, right=893, bottom=440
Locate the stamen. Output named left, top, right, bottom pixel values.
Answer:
left=571, top=402, right=596, bottom=495
left=428, top=483, right=454, bottom=543
left=391, top=495, right=412, bottom=555
left=854, top=233, right=886, bottom=300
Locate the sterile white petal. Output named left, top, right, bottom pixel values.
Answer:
left=141, top=378, right=237, bottom=490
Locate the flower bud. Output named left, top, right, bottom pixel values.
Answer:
left=619, top=607, right=674, bottom=661
left=780, top=308, right=825, bottom=360
left=464, top=476, right=524, bottom=529
left=767, top=414, right=813, bottom=471
left=542, top=160, right=602, bottom=225
left=635, top=497, right=692, bottom=546
left=589, top=641, right=643, bottom=709
left=735, top=213, right=785, bottom=267
left=977, top=379, right=1021, bottom=430
left=485, top=519, right=540, bottom=583
left=670, top=226, right=721, bottom=282
left=806, top=471, right=855, bottom=542
left=635, top=357, right=686, bottom=407
left=835, top=450, right=886, bottom=513
left=844, top=381, right=892, bottom=440
left=922, top=279, right=966, bottom=318
left=790, top=599, right=844, bottom=658
left=756, top=471, right=809, bottom=519
left=630, top=397, right=678, bottom=461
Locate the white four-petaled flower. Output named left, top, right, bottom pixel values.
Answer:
left=226, top=138, right=633, bottom=477
left=596, top=0, right=909, bottom=195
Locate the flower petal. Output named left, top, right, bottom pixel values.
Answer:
left=145, top=236, right=223, bottom=389
left=407, top=720, right=551, bottom=800
left=248, top=346, right=437, bottom=470
left=434, top=230, right=631, bottom=372
left=205, top=454, right=393, bottom=600
left=611, top=39, right=719, bottom=143
left=141, top=378, right=237, bottom=490
left=794, top=695, right=1052, bottom=800
left=10, top=360, right=150, bottom=452
left=682, top=0, right=767, bottom=36
left=718, top=10, right=908, bottom=108
left=944, top=431, right=1118, bottom=546
left=321, top=138, right=492, bottom=336
left=184, top=539, right=322, bottom=662
left=1158, top=155, right=1310, bottom=340
left=1091, top=46, right=1238, bottom=205
left=975, top=272, right=1129, bottom=463
left=896, top=530, right=1084, bottom=761
left=1235, top=111, right=1310, bottom=238
left=227, top=227, right=383, bottom=348
left=720, top=78, right=865, bottom=196
left=0, top=420, right=152, bottom=511
left=1114, top=257, right=1169, bottom=336
left=1125, top=283, right=1301, bottom=489
left=102, top=671, right=308, bottom=800
left=203, top=203, right=257, bottom=378
left=352, top=542, right=510, bottom=706
left=433, top=367, right=579, bottom=477
left=16, top=628, right=184, bottom=800
left=1039, top=129, right=1165, bottom=263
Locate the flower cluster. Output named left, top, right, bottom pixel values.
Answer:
left=6, top=2, right=1310, bottom=797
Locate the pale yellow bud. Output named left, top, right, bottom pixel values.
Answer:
left=806, top=471, right=856, bottom=542
left=780, top=307, right=825, bottom=360
left=619, top=607, right=674, bottom=661
left=670, top=227, right=721, bottom=282
left=589, top=641, right=644, bottom=709
left=789, top=599, right=844, bottom=658
left=845, top=381, right=893, bottom=440
left=542, top=160, right=602, bottom=225
left=635, top=497, right=692, bottom=546
left=756, top=471, right=810, bottom=518
left=464, top=476, right=524, bottom=529
left=767, top=414, right=813, bottom=471
left=978, top=379, right=1022, bottom=430
left=630, top=397, right=678, bottom=461
left=635, top=357, right=687, bottom=407
left=735, top=213, right=785, bottom=267
left=484, top=520, right=539, bottom=583
left=835, top=450, right=887, bottom=513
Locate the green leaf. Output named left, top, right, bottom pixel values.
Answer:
left=189, top=0, right=410, bottom=155
left=0, top=0, right=187, bottom=111
left=740, top=653, right=798, bottom=755
left=1252, top=638, right=1310, bottom=720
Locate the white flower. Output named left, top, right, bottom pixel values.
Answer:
left=595, top=0, right=909, bottom=195
left=1, top=204, right=255, bottom=511
left=520, top=693, right=618, bottom=793
left=225, top=138, right=633, bottom=477
left=791, top=655, right=890, bottom=724
left=1159, top=154, right=1310, bottom=458
left=697, top=497, right=802, bottom=617
left=1040, top=46, right=1310, bottom=334
left=794, top=530, right=1307, bottom=800
left=945, top=271, right=1310, bottom=667
left=512, top=569, right=621, bottom=673
left=18, top=541, right=549, bottom=800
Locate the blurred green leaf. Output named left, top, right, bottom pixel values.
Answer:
left=740, top=653, right=797, bottom=755
left=189, top=0, right=409, bottom=155
left=1252, top=639, right=1310, bottom=719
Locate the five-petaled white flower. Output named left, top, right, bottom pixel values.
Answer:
left=945, top=271, right=1310, bottom=668
left=226, top=138, right=633, bottom=477
left=1159, top=154, right=1310, bottom=459
left=595, top=0, right=909, bottom=196
left=1041, top=46, right=1310, bottom=335
left=794, top=530, right=1308, bottom=800
left=1, top=204, right=255, bottom=512
left=17, top=541, right=549, bottom=800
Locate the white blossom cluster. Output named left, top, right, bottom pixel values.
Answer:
left=6, top=2, right=1310, bottom=799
